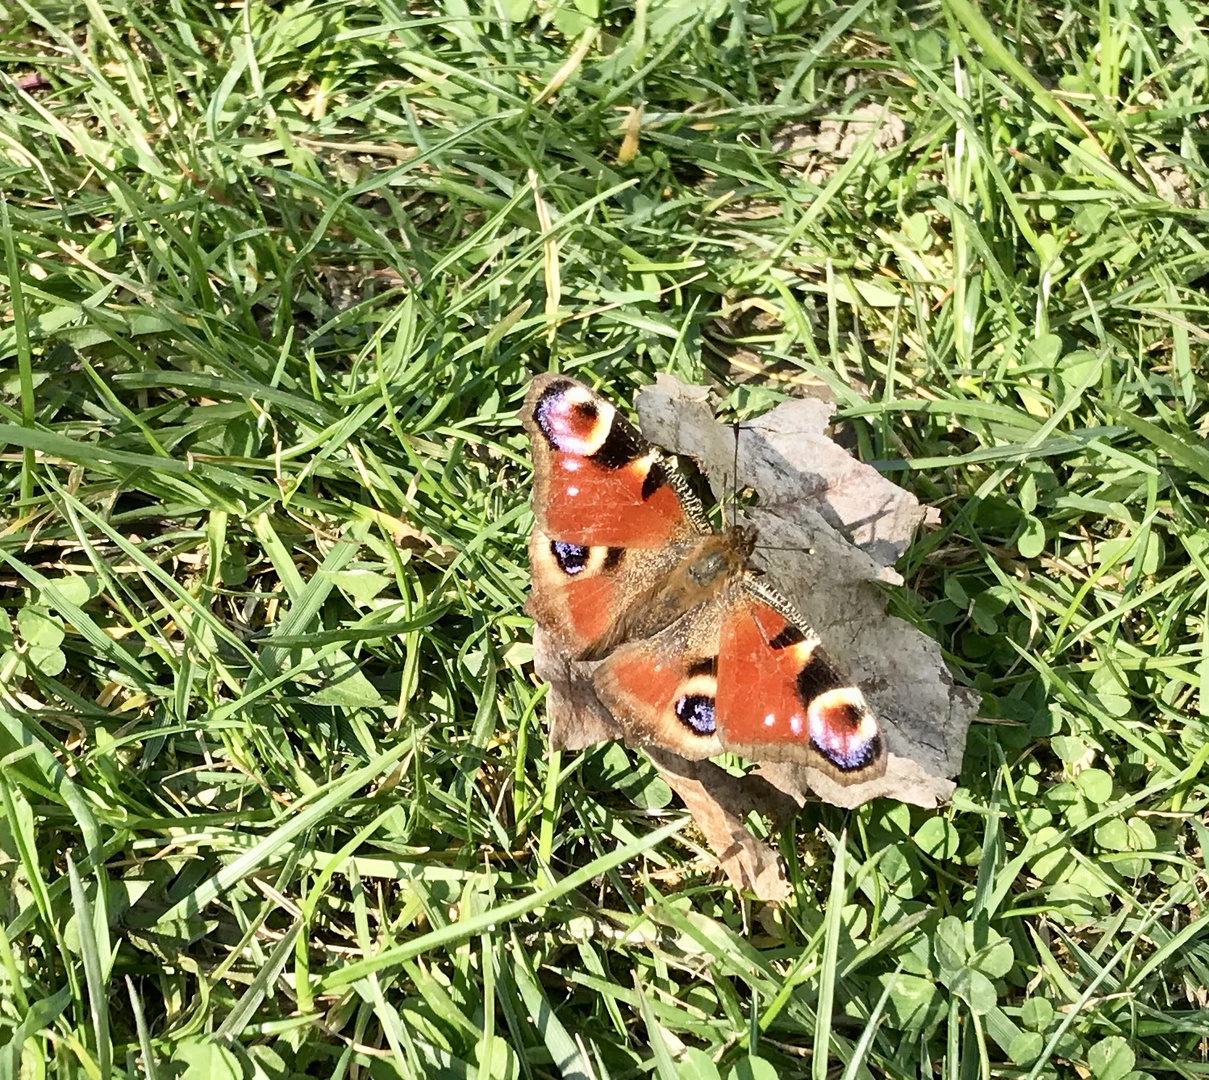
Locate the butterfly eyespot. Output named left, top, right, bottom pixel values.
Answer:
left=571, top=401, right=599, bottom=424
left=550, top=540, right=591, bottom=575
left=674, top=694, right=716, bottom=737
left=808, top=690, right=881, bottom=771
left=535, top=384, right=614, bottom=456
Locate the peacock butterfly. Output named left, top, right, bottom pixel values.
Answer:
left=520, top=373, right=888, bottom=785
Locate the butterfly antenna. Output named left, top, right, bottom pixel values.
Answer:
left=725, top=417, right=740, bottom=530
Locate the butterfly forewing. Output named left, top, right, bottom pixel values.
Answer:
left=522, top=375, right=696, bottom=548
left=715, top=585, right=885, bottom=780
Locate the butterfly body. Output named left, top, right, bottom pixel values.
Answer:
left=522, top=374, right=887, bottom=785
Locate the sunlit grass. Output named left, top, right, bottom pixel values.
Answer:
left=1, top=0, right=1207, bottom=1076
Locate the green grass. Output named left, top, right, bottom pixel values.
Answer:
left=1, top=0, right=1208, bottom=1077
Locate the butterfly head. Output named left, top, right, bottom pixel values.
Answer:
left=725, top=523, right=758, bottom=563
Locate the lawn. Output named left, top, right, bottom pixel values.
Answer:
left=1, top=0, right=1208, bottom=1077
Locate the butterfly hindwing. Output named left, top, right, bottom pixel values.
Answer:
left=521, top=374, right=700, bottom=548
left=591, top=594, right=727, bottom=760
left=527, top=527, right=696, bottom=661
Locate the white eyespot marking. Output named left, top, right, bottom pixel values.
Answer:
left=567, top=486, right=579, bottom=497
left=789, top=635, right=820, bottom=664
left=586, top=549, right=610, bottom=573
left=789, top=713, right=804, bottom=736
left=764, top=713, right=776, bottom=727
left=627, top=452, right=657, bottom=481
left=808, top=688, right=876, bottom=731
left=679, top=673, right=718, bottom=700
left=543, top=537, right=612, bottom=577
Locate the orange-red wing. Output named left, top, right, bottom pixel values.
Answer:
left=594, top=582, right=886, bottom=782
left=528, top=529, right=686, bottom=660
left=593, top=635, right=724, bottom=760
left=714, top=591, right=886, bottom=782
left=521, top=374, right=694, bottom=548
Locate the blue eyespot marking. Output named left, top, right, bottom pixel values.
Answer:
left=675, top=694, right=716, bottom=736
left=550, top=540, right=590, bottom=575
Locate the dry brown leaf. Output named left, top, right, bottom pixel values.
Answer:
left=646, top=750, right=794, bottom=901
left=535, top=626, right=622, bottom=750
left=638, top=375, right=976, bottom=808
